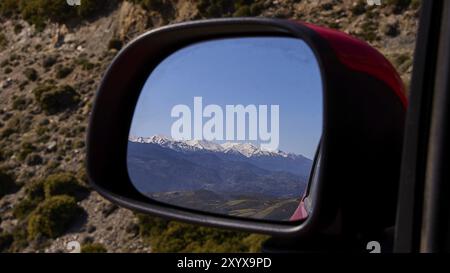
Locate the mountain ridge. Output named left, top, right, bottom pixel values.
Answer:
left=127, top=140, right=309, bottom=198
left=128, top=134, right=310, bottom=160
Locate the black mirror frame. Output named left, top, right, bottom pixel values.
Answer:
left=87, top=18, right=406, bottom=238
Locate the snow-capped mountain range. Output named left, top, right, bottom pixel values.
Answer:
left=127, top=135, right=313, bottom=197
left=128, top=135, right=303, bottom=159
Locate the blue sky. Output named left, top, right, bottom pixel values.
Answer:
left=129, top=37, right=323, bottom=159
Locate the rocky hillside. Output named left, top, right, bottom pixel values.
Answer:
left=0, top=0, right=420, bottom=253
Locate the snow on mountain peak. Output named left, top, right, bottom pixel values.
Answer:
left=221, top=142, right=259, bottom=157
left=185, top=139, right=224, bottom=152
left=129, top=135, right=297, bottom=158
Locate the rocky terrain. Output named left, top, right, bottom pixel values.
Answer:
left=0, top=0, right=420, bottom=253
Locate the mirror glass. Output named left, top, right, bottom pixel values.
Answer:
left=127, top=37, right=323, bottom=222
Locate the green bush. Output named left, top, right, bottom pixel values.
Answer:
left=25, top=180, right=46, bottom=201
left=55, top=65, right=73, bottom=79
left=351, top=0, right=366, bottom=15
left=136, top=213, right=169, bottom=238
left=1, top=115, right=31, bottom=137
left=14, top=197, right=40, bottom=220
left=9, top=227, right=29, bottom=251
left=43, top=172, right=87, bottom=200
left=233, top=5, right=251, bottom=17
left=16, top=179, right=47, bottom=221
left=23, top=68, right=38, bottom=81
left=108, top=38, right=123, bottom=51
left=9, top=53, right=20, bottom=61
left=0, top=170, right=17, bottom=198
left=19, top=80, right=29, bottom=91
left=387, top=0, right=412, bottom=13
left=27, top=195, right=82, bottom=239
left=198, top=0, right=236, bottom=18
left=1, top=59, right=9, bottom=67
left=75, top=58, right=96, bottom=71
left=154, top=222, right=266, bottom=252
left=81, top=243, right=107, bottom=253
left=0, top=33, right=7, bottom=50
left=4, top=67, right=12, bottom=74
left=14, top=24, right=23, bottom=34
left=249, top=2, right=263, bottom=16
left=26, top=153, right=43, bottom=166
left=33, top=84, right=80, bottom=114
left=12, top=97, right=29, bottom=110
left=136, top=214, right=268, bottom=253
left=18, top=142, right=36, bottom=161
left=383, top=21, right=400, bottom=37
left=42, top=55, right=58, bottom=68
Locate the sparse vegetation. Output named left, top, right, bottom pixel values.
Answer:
left=12, top=96, right=29, bottom=110
left=42, top=55, right=58, bottom=69
left=0, top=169, right=17, bottom=198
left=9, top=53, right=20, bottom=62
left=1, top=59, right=9, bottom=67
left=383, top=21, right=400, bottom=37
left=198, top=0, right=233, bottom=18
left=197, top=0, right=262, bottom=18
left=18, top=142, right=37, bottom=161
left=81, top=243, right=107, bottom=253
left=23, top=68, right=38, bottom=81
left=26, top=153, right=43, bottom=166
left=75, top=58, right=96, bottom=71
left=33, top=84, right=80, bottom=114
left=55, top=65, right=73, bottom=79
left=136, top=214, right=268, bottom=252
left=108, top=38, right=123, bottom=51
left=358, top=11, right=380, bottom=42
left=4, top=67, right=12, bottom=74
left=0, top=0, right=109, bottom=31
left=26, top=179, right=46, bottom=201
left=1, top=114, right=31, bottom=137
left=0, top=32, right=8, bottom=51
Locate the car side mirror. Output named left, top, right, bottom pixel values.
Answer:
left=87, top=18, right=406, bottom=238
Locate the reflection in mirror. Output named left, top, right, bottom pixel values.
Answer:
left=127, top=37, right=323, bottom=222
